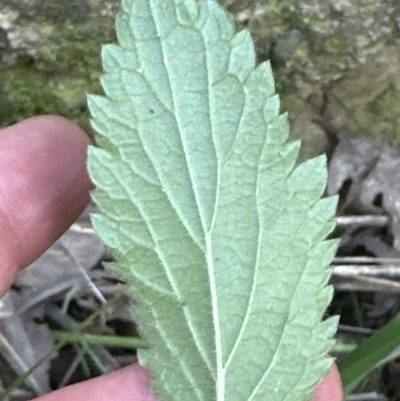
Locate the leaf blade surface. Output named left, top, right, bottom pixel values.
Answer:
left=88, top=1, right=338, bottom=400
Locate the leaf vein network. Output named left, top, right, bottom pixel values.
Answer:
left=247, top=209, right=314, bottom=399
left=143, top=0, right=215, bottom=375
left=149, top=304, right=208, bottom=401
left=222, top=134, right=264, bottom=373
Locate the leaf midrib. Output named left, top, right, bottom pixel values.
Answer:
left=146, top=1, right=218, bottom=390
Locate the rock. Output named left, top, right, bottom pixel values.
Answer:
left=1, top=0, right=399, bottom=158
left=0, top=0, right=118, bottom=132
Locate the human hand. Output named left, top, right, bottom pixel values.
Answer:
left=0, top=116, right=343, bottom=401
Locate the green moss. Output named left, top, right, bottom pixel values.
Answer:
left=33, top=17, right=115, bottom=132
left=294, top=42, right=309, bottom=59
left=265, top=1, right=292, bottom=16
left=3, top=68, right=66, bottom=119
left=360, top=0, right=379, bottom=12
left=249, top=0, right=293, bottom=38
left=36, top=20, right=109, bottom=86
left=327, top=45, right=400, bottom=147
left=321, top=35, right=352, bottom=56
left=0, top=5, right=115, bottom=133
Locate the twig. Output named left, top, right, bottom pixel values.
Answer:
left=337, top=215, right=389, bottom=227
left=334, top=264, right=400, bottom=278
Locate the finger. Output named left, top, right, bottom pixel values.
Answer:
left=34, top=364, right=159, bottom=401
left=313, top=364, right=344, bottom=401
left=0, top=115, right=92, bottom=297
left=34, top=361, right=342, bottom=401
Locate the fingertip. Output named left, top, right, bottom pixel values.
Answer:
left=313, top=364, right=344, bottom=401
left=35, top=364, right=159, bottom=401
left=0, top=115, right=92, bottom=295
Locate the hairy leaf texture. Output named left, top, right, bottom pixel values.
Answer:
left=87, top=0, right=339, bottom=400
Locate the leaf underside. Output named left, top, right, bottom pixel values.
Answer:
left=88, top=0, right=339, bottom=400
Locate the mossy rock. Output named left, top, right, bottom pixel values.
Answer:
left=1, top=0, right=400, bottom=154
left=0, top=0, right=117, bottom=134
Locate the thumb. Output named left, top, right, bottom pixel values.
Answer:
left=313, top=364, right=344, bottom=401
left=34, top=364, right=159, bottom=401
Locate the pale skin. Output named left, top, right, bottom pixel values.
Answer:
left=0, top=116, right=343, bottom=401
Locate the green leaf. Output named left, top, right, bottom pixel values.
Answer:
left=338, top=313, right=400, bottom=394
left=87, top=0, right=339, bottom=400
